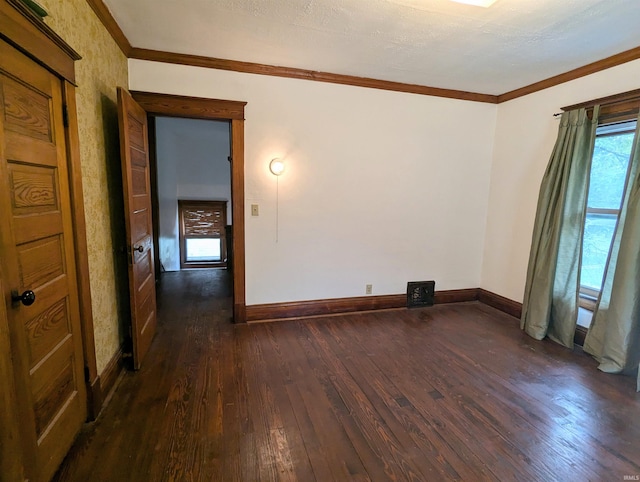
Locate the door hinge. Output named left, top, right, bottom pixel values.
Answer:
left=227, top=156, right=232, bottom=163
left=84, top=365, right=90, bottom=383
left=62, top=104, right=69, bottom=127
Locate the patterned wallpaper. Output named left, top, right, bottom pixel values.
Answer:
left=41, top=0, right=129, bottom=373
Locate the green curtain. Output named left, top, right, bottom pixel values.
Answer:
left=584, top=119, right=640, bottom=391
left=521, top=108, right=599, bottom=348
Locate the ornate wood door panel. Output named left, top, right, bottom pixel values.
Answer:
left=117, top=87, right=157, bottom=370
left=0, top=39, right=86, bottom=482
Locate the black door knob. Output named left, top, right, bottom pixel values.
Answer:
left=12, top=290, right=36, bottom=306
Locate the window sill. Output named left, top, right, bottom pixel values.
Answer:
left=578, top=289, right=598, bottom=312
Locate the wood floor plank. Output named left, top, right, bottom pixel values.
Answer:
left=323, top=312, right=526, bottom=481
left=338, top=316, right=490, bottom=480
left=337, top=312, right=523, bottom=480
left=305, top=321, right=442, bottom=481
left=277, top=320, right=372, bottom=481
left=417, top=303, right=640, bottom=477
left=261, top=325, right=320, bottom=481
left=54, top=271, right=640, bottom=482
left=319, top=318, right=486, bottom=481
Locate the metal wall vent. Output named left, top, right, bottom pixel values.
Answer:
left=407, top=281, right=435, bottom=308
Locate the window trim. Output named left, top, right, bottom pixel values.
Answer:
left=578, top=287, right=598, bottom=311
left=562, top=88, right=640, bottom=120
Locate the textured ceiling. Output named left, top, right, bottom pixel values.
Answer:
left=103, top=0, right=640, bottom=95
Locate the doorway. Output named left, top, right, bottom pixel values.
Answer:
left=153, top=117, right=232, bottom=273
left=130, top=91, right=247, bottom=322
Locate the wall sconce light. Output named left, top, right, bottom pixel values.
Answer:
left=269, top=158, right=285, bottom=176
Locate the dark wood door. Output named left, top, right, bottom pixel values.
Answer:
left=0, top=39, right=87, bottom=482
left=117, top=87, right=157, bottom=369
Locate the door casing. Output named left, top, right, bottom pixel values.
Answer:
left=131, top=91, right=247, bottom=322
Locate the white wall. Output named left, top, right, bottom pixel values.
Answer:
left=156, top=117, right=231, bottom=272
left=482, top=59, right=640, bottom=302
left=131, top=59, right=497, bottom=304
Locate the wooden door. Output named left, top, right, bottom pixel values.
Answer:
left=0, top=40, right=86, bottom=482
left=117, top=87, right=157, bottom=369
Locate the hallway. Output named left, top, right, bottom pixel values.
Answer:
left=54, top=269, right=234, bottom=481
left=54, top=270, right=640, bottom=481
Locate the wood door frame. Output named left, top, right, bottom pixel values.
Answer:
left=62, top=82, right=102, bottom=416
left=131, top=91, right=247, bottom=322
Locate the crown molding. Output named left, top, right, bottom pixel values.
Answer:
left=498, top=45, right=640, bottom=103
left=128, top=47, right=498, bottom=104
left=87, top=0, right=640, bottom=104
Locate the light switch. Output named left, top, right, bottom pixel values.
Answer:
left=251, top=204, right=259, bottom=216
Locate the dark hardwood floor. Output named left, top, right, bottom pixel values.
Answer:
left=54, top=270, right=640, bottom=481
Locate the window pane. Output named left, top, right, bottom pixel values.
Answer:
left=186, top=238, right=221, bottom=262
left=587, top=131, right=634, bottom=209
left=580, top=213, right=617, bottom=290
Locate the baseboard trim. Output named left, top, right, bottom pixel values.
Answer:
left=86, top=374, right=102, bottom=421
left=434, top=288, right=479, bottom=304
left=477, top=288, right=522, bottom=319
left=100, top=345, right=125, bottom=403
left=246, top=294, right=404, bottom=322
left=87, top=346, right=125, bottom=420
left=246, top=288, right=479, bottom=323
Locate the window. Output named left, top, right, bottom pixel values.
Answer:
left=185, top=238, right=221, bottom=262
left=178, top=200, right=227, bottom=269
left=579, top=120, right=636, bottom=310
